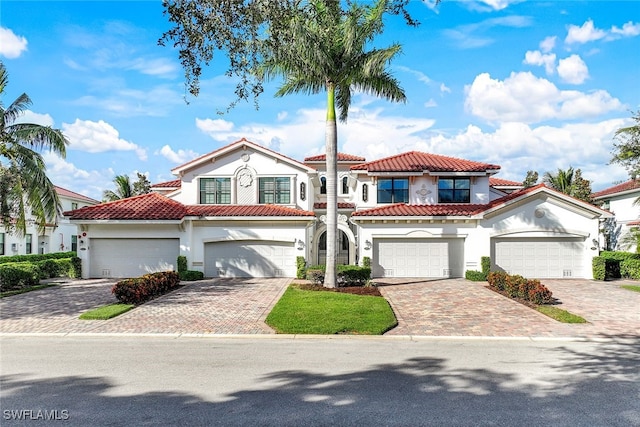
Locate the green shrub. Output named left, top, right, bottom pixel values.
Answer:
left=528, top=283, right=553, bottom=304
left=362, top=256, right=371, bottom=268
left=177, top=255, right=188, bottom=273
left=112, top=271, right=180, bottom=305
left=620, top=258, right=640, bottom=280
left=0, top=263, right=40, bottom=291
left=487, top=271, right=508, bottom=291
left=337, top=265, right=371, bottom=286
left=307, top=264, right=326, bottom=272
left=36, top=259, right=59, bottom=279
left=592, top=256, right=606, bottom=280
left=296, top=256, right=306, bottom=279
left=179, top=270, right=204, bottom=281
left=481, top=256, right=491, bottom=276
left=465, top=270, right=486, bottom=281
left=0, top=251, right=76, bottom=265
left=70, top=257, right=82, bottom=278
left=504, top=274, right=527, bottom=298
left=306, top=269, right=324, bottom=285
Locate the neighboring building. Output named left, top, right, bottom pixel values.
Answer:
left=1, top=186, right=99, bottom=256
left=65, top=138, right=611, bottom=279
left=592, top=179, right=640, bottom=251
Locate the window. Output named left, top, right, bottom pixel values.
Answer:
left=71, top=235, right=78, bottom=252
left=26, top=234, right=32, bottom=254
left=438, top=178, right=471, bottom=203
left=362, top=184, right=368, bottom=202
left=71, top=202, right=78, bottom=210
left=602, top=200, right=610, bottom=210
left=300, top=182, right=306, bottom=201
left=377, top=178, right=409, bottom=204
left=342, top=176, right=349, bottom=195
left=200, top=178, right=231, bottom=204
left=259, top=177, right=290, bottom=204
left=0, top=233, right=4, bottom=255
left=320, top=177, right=327, bottom=194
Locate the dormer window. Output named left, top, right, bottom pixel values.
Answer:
left=320, top=177, right=327, bottom=194
left=200, top=178, right=231, bottom=204
left=438, top=178, right=470, bottom=203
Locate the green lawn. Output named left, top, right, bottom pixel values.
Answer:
left=79, top=303, right=134, bottom=320
left=621, top=285, right=640, bottom=293
left=536, top=305, right=587, bottom=323
left=0, top=284, right=57, bottom=298
left=266, top=285, right=397, bottom=334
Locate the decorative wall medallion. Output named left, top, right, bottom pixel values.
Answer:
left=534, top=208, right=546, bottom=218
left=241, top=153, right=250, bottom=162
left=238, top=169, right=253, bottom=187
left=416, top=184, right=432, bottom=203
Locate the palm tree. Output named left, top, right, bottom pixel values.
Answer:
left=542, top=166, right=592, bottom=203
left=103, top=174, right=134, bottom=202
left=261, top=0, right=406, bottom=287
left=0, top=62, right=68, bottom=236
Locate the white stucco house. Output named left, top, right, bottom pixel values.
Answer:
left=592, top=179, right=640, bottom=251
left=65, top=138, right=611, bottom=280
left=1, top=186, right=99, bottom=257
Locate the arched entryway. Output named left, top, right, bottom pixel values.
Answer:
left=317, top=229, right=351, bottom=265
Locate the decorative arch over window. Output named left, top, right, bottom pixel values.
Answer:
left=362, top=184, right=368, bottom=202
left=300, top=182, right=306, bottom=201
left=320, top=176, right=327, bottom=195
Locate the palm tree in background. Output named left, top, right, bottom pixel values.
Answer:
left=261, top=0, right=406, bottom=287
left=542, top=166, right=592, bottom=203
left=103, top=175, right=134, bottom=202
left=0, top=62, right=68, bottom=236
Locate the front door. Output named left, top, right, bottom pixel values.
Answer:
left=318, top=230, right=349, bottom=265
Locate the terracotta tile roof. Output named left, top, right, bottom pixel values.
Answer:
left=313, top=202, right=356, bottom=209
left=151, top=179, right=182, bottom=188
left=592, top=179, right=640, bottom=198
left=352, top=203, right=488, bottom=217
left=350, top=151, right=500, bottom=173
left=627, top=219, right=640, bottom=226
left=54, top=186, right=99, bottom=204
left=304, top=153, right=366, bottom=162
left=64, top=193, right=190, bottom=220
left=188, top=204, right=315, bottom=217
left=489, top=177, right=522, bottom=187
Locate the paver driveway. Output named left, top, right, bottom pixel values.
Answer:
left=0, top=278, right=290, bottom=335
left=378, top=278, right=640, bottom=338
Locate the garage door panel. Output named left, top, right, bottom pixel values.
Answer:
left=90, top=238, right=179, bottom=278
left=373, top=238, right=463, bottom=278
left=492, top=238, right=584, bottom=279
left=205, top=241, right=295, bottom=278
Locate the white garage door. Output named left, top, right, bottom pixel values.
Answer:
left=205, top=241, right=296, bottom=278
left=492, top=238, right=584, bottom=278
left=373, top=238, right=464, bottom=278
left=90, top=238, right=179, bottom=278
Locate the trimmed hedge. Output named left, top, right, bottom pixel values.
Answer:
left=296, top=256, right=306, bottom=279
left=0, top=251, right=76, bottom=265
left=112, top=271, right=180, bottom=305
left=487, top=271, right=553, bottom=305
left=481, top=256, right=491, bottom=277
left=0, top=263, right=40, bottom=291
left=593, top=251, right=640, bottom=280
left=177, top=255, right=188, bottom=273
left=179, top=270, right=204, bottom=281
left=304, top=264, right=371, bottom=287
left=465, top=270, right=486, bottom=281
left=361, top=256, right=371, bottom=268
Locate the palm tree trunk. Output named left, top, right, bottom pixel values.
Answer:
left=324, top=82, right=338, bottom=288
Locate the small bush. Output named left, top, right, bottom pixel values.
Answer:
left=465, top=270, right=486, bottom=281
left=179, top=270, right=204, bottom=281
left=337, top=265, right=371, bottom=287
left=528, top=283, right=553, bottom=304
left=70, top=257, right=82, bottom=278
left=481, top=256, right=491, bottom=276
left=177, top=255, right=188, bottom=273
left=0, top=263, right=40, bottom=291
left=592, top=256, right=606, bottom=280
left=487, top=271, right=508, bottom=291
left=37, top=259, right=60, bottom=279
left=306, top=269, right=324, bottom=285
left=487, top=271, right=553, bottom=305
left=112, top=271, right=180, bottom=305
left=620, top=257, right=640, bottom=280
left=296, top=256, right=306, bottom=279
left=361, top=256, right=371, bottom=268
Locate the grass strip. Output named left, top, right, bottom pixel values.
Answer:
left=536, top=305, right=587, bottom=323
left=0, top=284, right=57, bottom=298
left=80, top=303, right=134, bottom=320
left=266, top=285, right=397, bottom=334
left=621, top=285, right=640, bottom=293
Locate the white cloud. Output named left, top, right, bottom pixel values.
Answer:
left=42, top=152, right=113, bottom=201
left=440, top=83, right=451, bottom=94
left=14, top=110, right=54, bottom=127
left=62, top=119, right=147, bottom=160
left=566, top=20, right=607, bottom=44
left=396, top=66, right=432, bottom=85
left=566, top=19, right=640, bottom=44
left=523, top=50, right=556, bottom=75
left=424, top=99, right=438, bottom=108
left=277, top=111, right=288, bottom=121
left=156, top=145, right=200, bottom=164
left=72, top=85, right=183, bottom=117
left=540, top=36, right=556, bottom=53
left=195, top=118, right=235, bottom=136
left=444, top=16, right=532, bottom=49
left=557, top=54, right=589, bottom=84
left=464, top=0, right=523, bottom=12
left=464, top=72, right=622, bottom=123
left=128, top=57, right=177, bottom=78
left=0, top=27, right=28, bottom=59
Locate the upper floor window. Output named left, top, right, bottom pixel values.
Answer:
left=0, top=233, right=4, bottom=255
left=72, top=235, right=78, bottom=252
left=200, top=178, right=231, bottom=204
left=71, top=202, right=78, bottom=210
left=342, top=176, right=349, bottom=195
left=438, top=178, right=470, bottom=203
left=377, top=178, right=409, bottom=204
left=259, top=177, right=290, bottom=204
left=26, top=234, right=32, bottom=254
left=320, top=177, right=327, bottom=194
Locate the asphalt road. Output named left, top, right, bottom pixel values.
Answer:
left=1, top=335, right=638, bottom=426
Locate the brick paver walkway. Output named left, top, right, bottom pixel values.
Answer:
left=378, top=278, right=640, bottom=338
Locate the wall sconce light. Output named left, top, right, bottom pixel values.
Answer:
left=591, top=238, right=599, bottom=251
left=364, top=240, right=372, bottom=250
left=297, top=240, right=305, bottom=250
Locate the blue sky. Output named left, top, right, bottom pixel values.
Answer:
left=1, top=0, right=639, bottom=201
